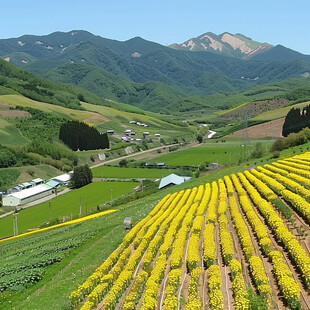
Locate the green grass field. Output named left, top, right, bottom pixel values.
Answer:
left=1, top=140, right=310, bottom=310
left=0, top=181, right=138, bottom=238
left=0, top=124, right=30, bottom=146
left=91, top=166, right=176, bottom=179
left=146, top=139, right=272, bottom=166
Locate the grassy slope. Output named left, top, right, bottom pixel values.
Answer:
left=0, top=181, right=138, bottom=238
left=146, top=138, right=273, bottom=166
left=0, top=95, right=194, bottom=140
left=1, top=140, right=310, bottom=309
left=252, top=100, right=310, bottom=121
left=91, top=166, right=176, bottom=179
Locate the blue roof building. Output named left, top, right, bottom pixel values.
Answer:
left=158, top=173, right=191, bottom=190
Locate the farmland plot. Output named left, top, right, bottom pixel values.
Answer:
left=69, top=152, right=310, bottom=309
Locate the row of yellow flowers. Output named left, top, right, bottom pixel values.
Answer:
left=186, top=267, right=202, bottom=310
left=238, top=172, right=310, bottom=290
left=163, top=268, right=182, bottom=309
left=160, top=191, right=197, bottom=255
left=218, top=178, right=251, bottom=309
left=282, top=158, right=310, bottom=170
left=203, top=223, right=216, bottom=268
left=225, top=176, right=254, bottom=260
left=102, top=191, right=196, bottom=309
left=1, top=209, right=116, bottom=244
left=272, top=162, right=310, bottom=179
left=218, top=179, right=233, bottom=265
left=141, top=186, right=202, bottom=309
left=248, top=256, right=271, bottom=299
left=69, top=193, right=172, bottom=308
left=258, top=165, right=310, bottom=198
left=256, top=165, right=310, bottom=201
left=231, top=173, right=302, bottom=307
left=229, top=259, right=250, bottom=310
left=122, top=271, right=148, bottom=310
left=206, top=181, right=219, bottom=224
left=264, top=163, right=310, bottom=190
left=203, top=182, right=218, bottom=268
left=250, top=168, right=310, bottom=224
left=238, top=194, right=270, bottom=254
left=208, top=265, right=224, bottom=310
left=196, top=183, right=211, bottom=215
left=133, top=193, right=178, bottom=248
left=141, top=254, right=167, bottom=310
left=244, top=170, right=279, bottom=200
left=228, top=175, right=271, bottom=304
left=269, top=251, right=301, bottom=307
left=142, top=190, right=187, bottom=270
left=170, top=201, right=200, bottom=269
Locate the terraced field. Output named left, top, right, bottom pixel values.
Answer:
left=69, top=152, right=310, bottom=310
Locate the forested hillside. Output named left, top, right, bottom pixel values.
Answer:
left=1, top=30, right=310, bottom=114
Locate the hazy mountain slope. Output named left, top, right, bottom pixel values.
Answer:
left=250, top=45, right=310, bottom=63
left=1, top=30, right=310, bottom=112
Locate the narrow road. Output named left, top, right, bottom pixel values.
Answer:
left=90, top=141, right=199, bottom=169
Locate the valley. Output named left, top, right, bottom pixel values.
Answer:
left=0, top=29, right=310, bottom=310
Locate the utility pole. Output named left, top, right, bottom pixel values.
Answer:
left=13, top=214, right=16, bottom=236
left=110, top=188, right=113, bottom=201
left=49, top=202, right=52, bottom=222
left=13, top=213, right=18, bottom=236
left=79, top=197, right=82, bottom=217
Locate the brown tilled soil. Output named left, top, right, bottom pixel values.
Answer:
left=220, top=98, right=289, bottom=121
left=0, top=110, right=31, bottom=117
left=83, top=113, right=109, bottom=124
left=228, top=118, right=285, bottom=138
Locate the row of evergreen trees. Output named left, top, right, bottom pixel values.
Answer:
left=282, top=104, right=310, bottom=137
left=59, top=120, right=109, bottom=151
left=70, top=165, right=93, bottom=189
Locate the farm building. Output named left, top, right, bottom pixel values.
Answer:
left=50, top=173, right=71, bottom=185
left=45, top=179, right=62, bottom=188
left=32, top=178, right=44, bottom=185
left=158, top=173, right=191, bottom=189
left=2, top=184, right=54, bottom=207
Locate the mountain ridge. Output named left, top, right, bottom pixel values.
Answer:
left=1, top=30, right=310, bottom=113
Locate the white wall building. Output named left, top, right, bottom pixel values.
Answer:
left=2, top=184, right=54, bottom=207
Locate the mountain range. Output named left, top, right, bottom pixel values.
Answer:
left=0, top=30, right=309, bottom=113
left=170, top=31, right=310, bottom=62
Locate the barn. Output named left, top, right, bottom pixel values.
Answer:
left=158, top=173, right=191, bottom=189
left=50, top=173, right=71, bottom=185
left=2, top=184, right=54, bottom=207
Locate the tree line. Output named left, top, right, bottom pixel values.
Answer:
left=59, top=120, right=109, bottom=151
left=282, top=104, right=310, bottom=137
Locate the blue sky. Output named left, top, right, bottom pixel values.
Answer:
left=1, top=0, right=310, bottom=54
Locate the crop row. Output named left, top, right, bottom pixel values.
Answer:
left=69, top=152, right=310, bottom=309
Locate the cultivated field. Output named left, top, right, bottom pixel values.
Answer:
left=228, top=118, right=285, bottom=138
left=68, top=152, right=310, bottom=310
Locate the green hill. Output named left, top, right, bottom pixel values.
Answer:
left=2, top=30, right=310, bottom=114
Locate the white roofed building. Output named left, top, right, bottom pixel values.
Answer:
left=50, top=173, right=71, bottom=185
left=158, top=173, right=191, bottom=190
left=2, top=184, right=54, bottom=207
